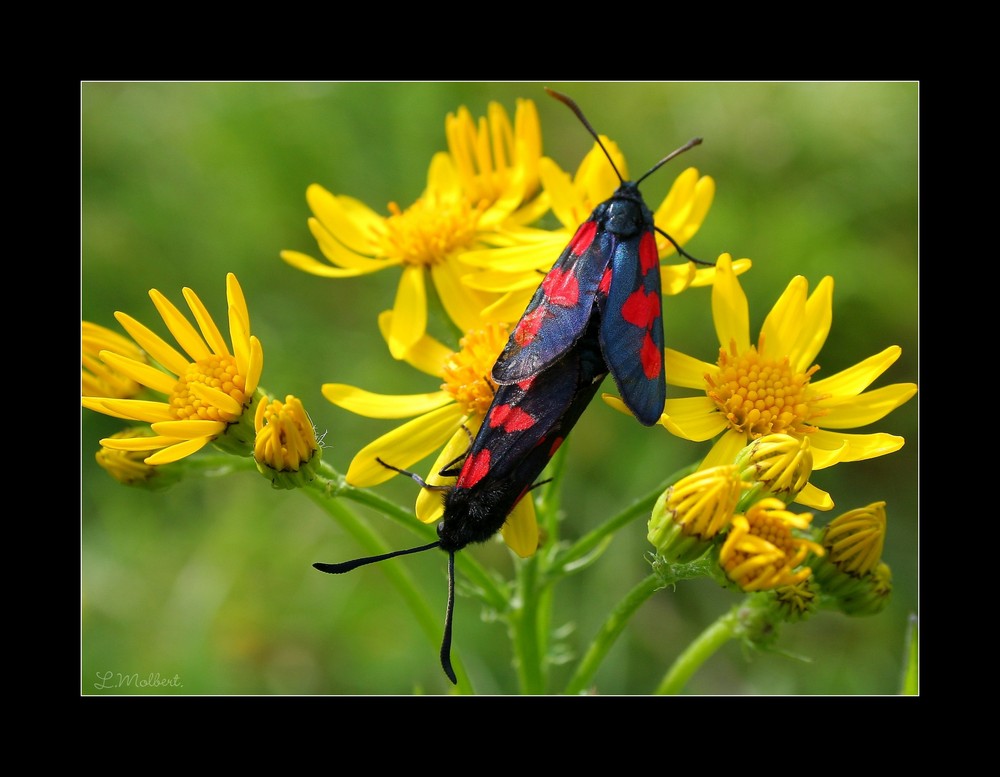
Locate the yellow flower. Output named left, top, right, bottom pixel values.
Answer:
left=460, top=137, right=740, bottom=324
left=281, top=99, right=544, bottom=359
left=254, top=394, right=322, bottom=488
left=609, top=254, right=917, bottom=511
left=718, top=498, right=825, bottom=592
left=821, top=501, right=887, bottom=577
left=94, top=428, right=181, bottom=489
left=734, top=433, right=814, bottom=507
left=81, top=273, right=264, bottom=465
left=82, top=321, right=146, bottom=398
left=323, top=314, right=537, bottom=557
left=648, top=465, right=749, bottom=562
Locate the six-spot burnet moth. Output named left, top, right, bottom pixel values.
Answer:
left=314, top=88, right=706, bottom=685
left=492, top=88, right=706, bottom=427
left=316, top=314, right=609, bottom=683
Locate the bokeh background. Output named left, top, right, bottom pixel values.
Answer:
left=81, top=82, right=918, bottom=695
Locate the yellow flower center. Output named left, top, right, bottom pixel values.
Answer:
left=707, top=338, right=823, bottom=438
left=170, top=353, right=249, bottom=423
left=440, top=323, right=509, bottom=417
left=383, top=194, right=486, bottom=267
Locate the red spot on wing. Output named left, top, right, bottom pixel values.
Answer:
left=548, top=436, right=565, bottom=457
left=569, top=221, right=598, bottom=255
left=489, top=403, right=537, bottom=432
left=542, top=268, right=580, bottom=307
left=640, top=332, right=662, bottom=379
left=639, top=231, right=658, bottom=274
left=598, top=266, right=612, bottom=295
left=514, top=306, right=546, bottom=346
left=621, top=290, right=660, bottom=329
left=517, top=377, right=536, bottom=391
left=458, top=449, right=491, bottom=488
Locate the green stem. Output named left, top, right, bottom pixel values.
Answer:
left=552, top=463, right=698, bottom=575
left=654, top=607, right=740, bottom=695
left=563, top=573, right=660, bottom=695
left=513, top=555, right=546, bottom=694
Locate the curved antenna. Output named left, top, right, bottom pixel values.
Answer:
left=545, top=87, right=625, bottom=184
left=636, top=137, right=702, bottom=186
left=440, top=551, right=458, bottom=684
left=313, top=540, right=441, bottom=574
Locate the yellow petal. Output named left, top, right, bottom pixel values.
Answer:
left=711, top=255, right=750, bottom=355
left=189, top=383, right=245, bottom=417
left=144, top=437, right=212, bottom=465
left=98, top=351, right=176, bottom=395
left=809, top=346, right=903, bottom=398
left=183, top=286, right=229, bottom=358
left=99, top=434, right=182, bottom=451
left=814, top=383, right=917, bottom=429
left=810, top=430, right=905, bottom=467
left=760, top=274, right=807, bottom=360
left=660, top=261, right=697, bottom=296
left=88, top=398, right=175, bottom=423
left=378, top=310, right=450, bottom=378
left=388, top=266, right=427, bottom=359
left=794, top=482, right=835, bottom=511
left=791, top=276, right=833, bottom=373
left=323, top=384, right=453, bottom=419
left=306, top=184, right=383, bottom=255
left=246, top=336, right=263, bottom=396
left=501, top=497, right=539, bottom=558
left=660, top=396, right=728, bottom=441
left=346, top=403, right=467, bottom=488
left=113, top=312, right=189, bottom=378
left=540, top=157, right=588, bottom=230
left=699, top=428, right=747, bottom=468
left=431, top=262, right=492, bottom=333
left=150, top=419, right=226, bottom=438
left=664, top=348, right=716, bottom=390
left=280, top=247, right=382, bottom=277
left=689, top=257, right=752, bottom=288
left=148, top=289, right=211, bottom=362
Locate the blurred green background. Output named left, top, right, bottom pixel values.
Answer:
left=82, top=82, right=918, bottom=695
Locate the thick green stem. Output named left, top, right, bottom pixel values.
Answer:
left=563, top=573, right=660, bottom=695
left=654, top=607, right=740, bottom=695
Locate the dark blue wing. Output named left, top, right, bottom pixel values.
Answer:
left=441, top=317, right=608, bottom=550
left=491, top=220, right=612, bottom=385
left=599, top=228, right=665, bottom=426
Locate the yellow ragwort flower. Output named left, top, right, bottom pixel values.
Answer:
left=280, top=99, right=544, bottom=359
left=254, top=394, right=321, bottom=488
left=608, top=254, right=917, bottom=511
left=461, top=136, right=743, bottom=324
left=81, top=273, right=264, bottom=465
left=735, top=433, right=814, bottom=507
left=94, top=428, right=181, bottom=489
left=82, top=321, right=146, bottom=398
left=719, top=497, right=825, bottom=592
left=821, top=501, right=887, bottom=577
left=648, top=464, right=749, bottom=562
left=323, top=313, right=537, bottom=557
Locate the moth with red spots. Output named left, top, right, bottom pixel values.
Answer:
left=314, top=314, right=609, bottom=684
left=492, top=88, right=705, bottom=427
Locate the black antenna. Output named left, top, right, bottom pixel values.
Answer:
left=313, top=540, right=440, bottom=574
left=546, top=87, right=710, bottom=267
left=545, top=88, right=624, bottom=184
left=440, top=551, right=457, bottom=684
